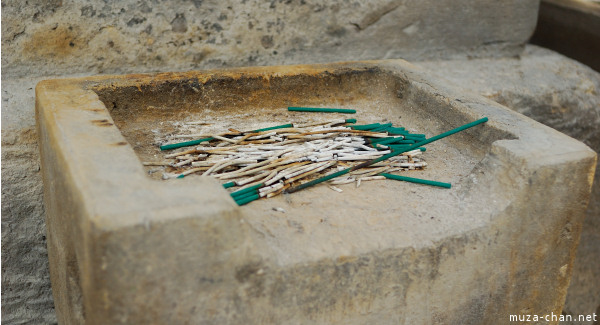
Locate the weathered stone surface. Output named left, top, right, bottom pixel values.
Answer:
left=2, top=0, right=539, bottom=79
left=1, top=137, right=56, bottom=325
left=417, top=45, right=600, bottom=324
left=1, top=79, right=58, bottom=325
left=36, top=60, right=595, bottom=324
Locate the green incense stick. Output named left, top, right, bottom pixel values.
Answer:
left=233, top=190, right=258, bottom=202
left=222, top=181, right=236, bottom=189
left=250, top=123, right=294, bottom=133
left=351, top=123, right=382, bottom=131
left=380, top=173, right=451, bottom=188
left=286, top=117, right=488, bottom=193
left=387, top=145, right=426, bottom=152
left=231, top=183, right=264, bottom=198
left=235, top=193, right=260, bottom=206
left=403, top=134, right=426, bottom=140
left=160, top=136, right=214, bottom=151
left=386, top=127, right=406, bottom=134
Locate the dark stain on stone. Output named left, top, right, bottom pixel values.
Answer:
left=140, top=1, right=152, bottom=13
left=127, top=16, right=146, bottom=27
left=235, top=261, right=265, bottom=298
left=193, top=50, right=211, bottom=63
left=36, top=0, right=63, bottom=15
left=261, top=35, right=274, bottom=49
left=266, top=18, right=285, bottom=33
left=91, top=119, right=113, bottom=127
left=198, top=276, right=221, bottom=284
left=80, top=5, right=95, bottom=18
left=326, top=25, right=347, bottom=38
left=112, top=142, right=128, bottom=146
left=395, top=78, right=410, bottom=99
left=235, top=262, right=262, bottom=283
left=32, top=11, right=43, bottom=22
left=190, top=0, right=203, bottom=8
left=171, top=13, right=188, bottom=33
left=287, top=219, right=304, bottom=233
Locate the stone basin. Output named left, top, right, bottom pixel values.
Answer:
left=36, top=60, right=596, bottom=324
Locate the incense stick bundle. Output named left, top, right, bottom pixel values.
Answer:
left=151, top=115, right=478, bottom=206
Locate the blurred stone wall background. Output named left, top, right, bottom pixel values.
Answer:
left=2, top=0, right=599, bottom=324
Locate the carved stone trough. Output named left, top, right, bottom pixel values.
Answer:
left=36, top=60, right=596, bottom=324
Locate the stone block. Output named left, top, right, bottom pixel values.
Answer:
left=3, top=0, right=539, bottom=78
left=36, top=60, right=596, bottom=324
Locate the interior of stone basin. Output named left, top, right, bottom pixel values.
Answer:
left=93, top=67, right=516, bottom=262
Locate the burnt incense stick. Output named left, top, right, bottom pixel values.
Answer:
left=160, top=123, right=294, bottom=151
left=285, top=117, right=488, bottom=193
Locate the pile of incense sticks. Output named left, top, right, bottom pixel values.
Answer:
left=148, top=118, right=431, bottom=202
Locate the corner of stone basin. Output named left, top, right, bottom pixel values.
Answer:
left=35, top=75, right=249, bottom=233
left=485, top=104, right=596, bottom=177
left=399, top=57, right=596, bottom=175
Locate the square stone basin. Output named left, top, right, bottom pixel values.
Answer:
left=36, top=60, right=596, bottom=324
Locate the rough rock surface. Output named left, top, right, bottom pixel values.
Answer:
left=2, top=0, right=538, bottom=79
left=418, top=45, right=600, bottom=324
left=2, top=79, right=58, bottom=324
